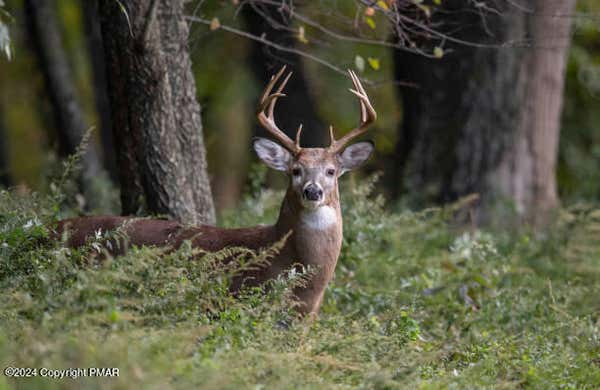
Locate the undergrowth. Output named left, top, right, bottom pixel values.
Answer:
left=0, top=170, right=599, bottom=389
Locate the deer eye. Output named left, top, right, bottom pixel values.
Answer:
left=326, top=168, right=336, bottom=176
left=292, top=168, right=301, bottom=176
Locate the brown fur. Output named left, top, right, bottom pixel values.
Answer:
left=53, top=183, right=343, bottom=315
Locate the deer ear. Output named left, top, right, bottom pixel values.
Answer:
left=337, top=141, right=374, bottom=176
left=253, top=138, right=292, bottom=172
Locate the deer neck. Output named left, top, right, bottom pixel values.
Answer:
left=274, top=187, right=343, bottom=267
left=274, top=188, right=343, bottom=315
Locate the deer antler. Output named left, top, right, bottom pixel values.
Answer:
left=257, top=66, right=303, bottom=154
left=329, top=70, right=377, bottom=153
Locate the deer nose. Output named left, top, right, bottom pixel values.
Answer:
left=303, top=184, right=323, bottom=201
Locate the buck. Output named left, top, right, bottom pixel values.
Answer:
left=55, top=67, right=376, bottom=316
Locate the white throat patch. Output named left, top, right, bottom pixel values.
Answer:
left=300, top=206, right=337, bottom=231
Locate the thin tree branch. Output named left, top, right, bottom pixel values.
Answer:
left=187, top=15, right=408, bottom=85
left=239, top=0, right=434, bottom=56
left=187, top=15, right=418, bottom=87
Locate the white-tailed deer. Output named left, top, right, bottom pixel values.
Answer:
left=54, top=67, right=376, bottom=316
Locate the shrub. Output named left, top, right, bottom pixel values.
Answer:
left=0, top=174, right=599, bottom=389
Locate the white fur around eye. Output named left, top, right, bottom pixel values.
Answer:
left=301, top=206, right=337, bottom=230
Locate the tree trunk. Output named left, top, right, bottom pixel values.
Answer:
left=24, top=0, right=103, bottom=205
left=209, top=96, right=252, bottom=211
left=491, top=0, right=576, bottom=226
left=242, top=2, right=326, bottom=147
left=393, top=0, right=576, bottom=225
left=0, top=103, right=11, bottom=188
left=98, top=0, right=216, bottom=225
left=81, top=0, right=118, bottom=183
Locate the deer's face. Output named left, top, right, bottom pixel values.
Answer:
left=253, top=67, right=376, bottom=210
left=254, top=138, right=374, bottom=209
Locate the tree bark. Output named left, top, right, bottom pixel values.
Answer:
left=24, top=0, right=103, bottom=204
left=242, top=2, right=326, bottom=147
left=0, top=103, right=11, bottom=188
left=98, top=0, right=216, bottom=225
left=209, top=96, right=252, bottom=211
left=491, top=0, right=575, bottom=226
left=393, top=0, right=576, bottom=225
left=81, top=0, right=118, bottom=182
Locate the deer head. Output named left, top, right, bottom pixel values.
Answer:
left=253, top=67, right=377, bottom=210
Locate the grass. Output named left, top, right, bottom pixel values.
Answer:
left=0, top=172, right=599, bottom=389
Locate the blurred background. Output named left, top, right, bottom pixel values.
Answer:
left=0, top=0, right=598, bottom=224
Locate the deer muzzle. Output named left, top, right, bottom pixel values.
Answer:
left=303, top=183, right=323, bottom=202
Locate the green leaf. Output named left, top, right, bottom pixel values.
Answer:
left=367, top=57, right=380, bottom=70
left=376, top=1, right=389, bottom=11
left=365, top=17, right=376, bottom=30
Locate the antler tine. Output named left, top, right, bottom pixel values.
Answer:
left=268, top=71, right=292, bottom=119
left=259, top=66, right=284, bottom=107
left=257, top=66, right=300, bottom=153
left=295, top=124, right=303, bottom=150
left=350, top=70, right=368, bottom=124
left=329, top=70, right=377, bottom=153
left=328, top=125, right=335, bottom=147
